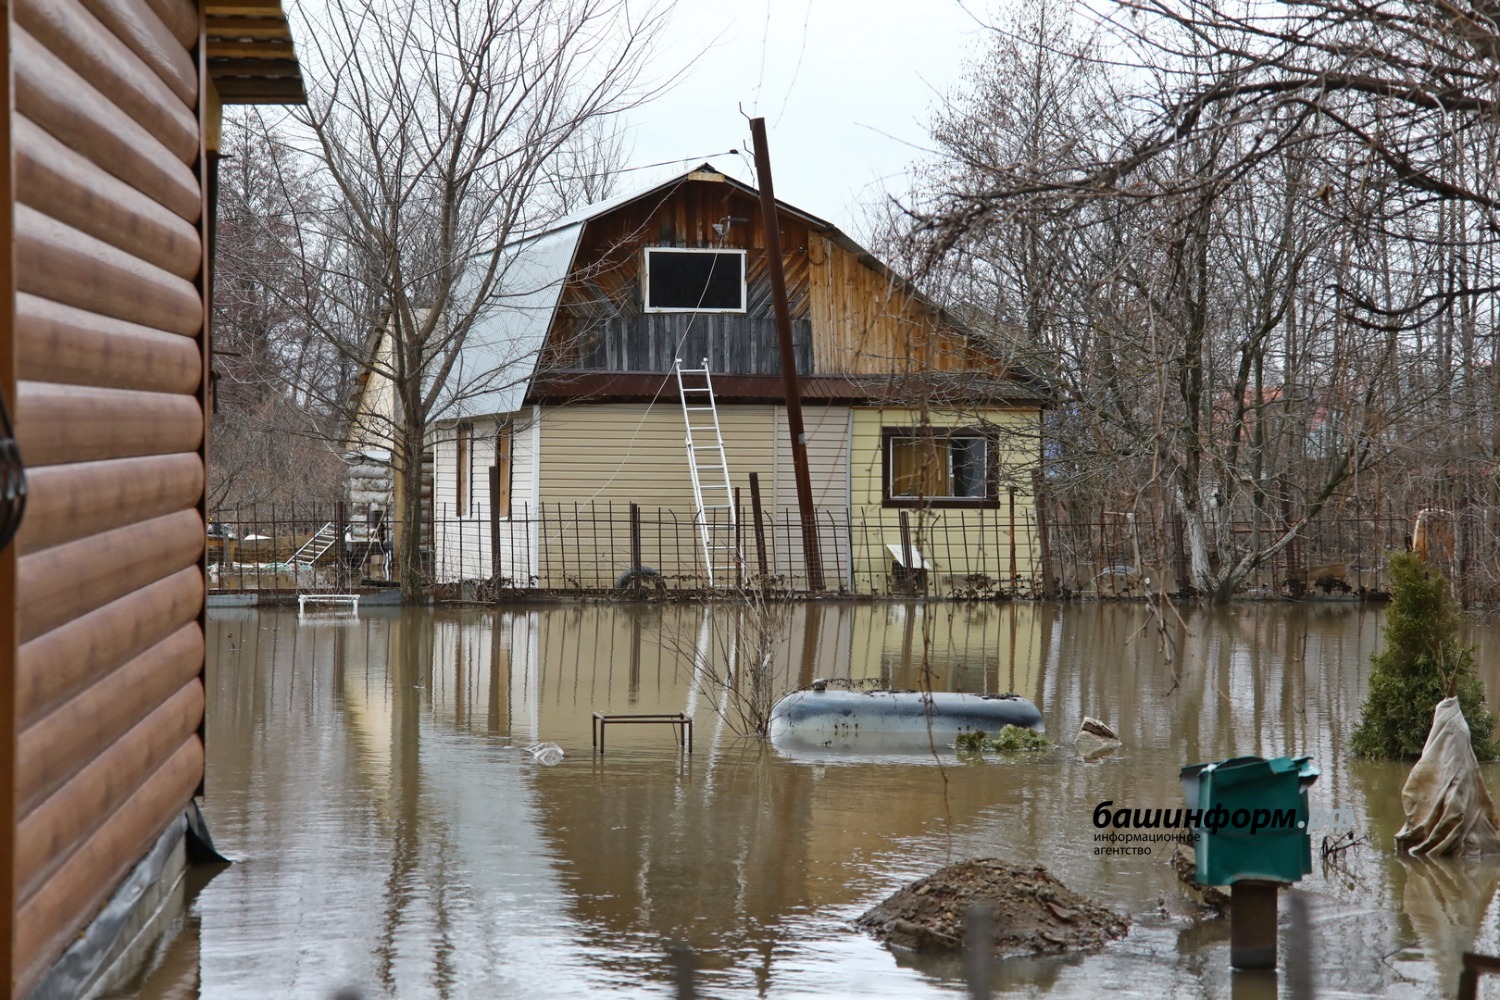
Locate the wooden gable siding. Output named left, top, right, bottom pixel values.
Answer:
left=805, top=235, right=994, bottom=376
left=572, top=314, right=812, bottom=376
left=548, top=180, right=813, bottom=375
left=7, top=0, right=207, bottom=992
left=542, top=177, right=994, bottom=381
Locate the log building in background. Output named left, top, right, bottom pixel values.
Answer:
left=0, top=2, right=304, bottom=996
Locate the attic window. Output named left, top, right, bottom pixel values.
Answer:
left=643, top=248, right=746, bottom=313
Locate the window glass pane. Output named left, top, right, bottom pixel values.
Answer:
left=890, top=437, right=951, bottom=497
left=646, top=250, right=744, bottom=310
left=951, top=437, right=988, bottom=498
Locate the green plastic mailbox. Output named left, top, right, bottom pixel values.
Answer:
left=1180, top=755, right=1319, bottom=886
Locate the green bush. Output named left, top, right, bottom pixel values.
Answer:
left=1350, top=551, right=1496, bottom=760
left=955, top=725, right=1054, bottom=752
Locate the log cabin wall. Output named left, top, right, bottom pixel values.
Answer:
left=9, top=0, right=208, bottom=990
left=545, top=175, right=987, bottom=379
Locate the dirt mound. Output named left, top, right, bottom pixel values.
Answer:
left=856, top=859, right=1130, bottom=956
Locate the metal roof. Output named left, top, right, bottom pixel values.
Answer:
left=206, top=0, right=307, bottom=105
left=429, top=222, right=587, bottom=421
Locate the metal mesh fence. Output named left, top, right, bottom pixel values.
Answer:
left=206, top=501, right=1500, bottom=602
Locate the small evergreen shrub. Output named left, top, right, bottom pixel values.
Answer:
left=1350, top=551, right=1497, bottom=760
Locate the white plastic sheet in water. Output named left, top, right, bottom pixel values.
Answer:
left=1396, top=696, right=1500, bottom=856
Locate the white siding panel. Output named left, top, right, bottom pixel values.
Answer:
left=432, top=413, right=538, bottom=585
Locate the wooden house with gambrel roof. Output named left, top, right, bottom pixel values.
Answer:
left=426, top=165, right=1048, bottom=593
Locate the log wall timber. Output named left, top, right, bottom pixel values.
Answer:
left=16, top=294, right=202, bottom=393
left=17, top=456, right=203, bottom=555
left=16, top=681, right=204, bottom=903
left=0, top=0, right=16, bottom=991
left=7, top=0, right=208, bottom=992
left=17, top=569, right=203, bottom=730
left=14, top=738, right=202, bottom=994
left=80, top=0, right=199, bottom=104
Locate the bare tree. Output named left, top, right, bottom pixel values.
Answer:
left=211, top=110, right=348, bottom=510
left=268, top=0, right=672, bottom=599
left=661, top=591, right=797, bottom=740
left=891, top=0, right=1500, bottom=600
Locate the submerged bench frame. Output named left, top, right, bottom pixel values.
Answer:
left=591, top=712, right=692, bottom=754
left=297, top=594, right=360, bottom=615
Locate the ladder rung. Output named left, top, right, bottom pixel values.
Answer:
left=684, top=406, right=715, bottom=412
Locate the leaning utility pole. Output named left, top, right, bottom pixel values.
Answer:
left=749, top=117, right=824, bottom=592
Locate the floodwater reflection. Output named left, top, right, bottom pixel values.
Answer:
left=113, top=602, right=1500, bottom=998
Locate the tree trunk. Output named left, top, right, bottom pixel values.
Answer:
left=398, top=414, right=427, bottom=603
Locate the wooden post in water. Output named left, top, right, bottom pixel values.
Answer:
left=749, top=117, right=823, bottom=592
left=749, top=472, right=769, bottom=587
left=490, top=467, right=501, bottom=580
left=1230, top=880, right=1280, bottom=969
left=1032, top=470, right=1054, bottom=598
left=630, top=502, right=642, bottom=576
left=1008, top=488, right=1018, bottom=596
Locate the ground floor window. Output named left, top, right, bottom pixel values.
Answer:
left=883, top=427, right=997, bottom=507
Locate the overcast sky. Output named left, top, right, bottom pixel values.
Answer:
left=618, top=1, right=997, bottom=241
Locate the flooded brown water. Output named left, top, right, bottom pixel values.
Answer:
left=111, top=601, right=1500, bottom=998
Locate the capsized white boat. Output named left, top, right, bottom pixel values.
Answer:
left=768, top=687, right=1043, bottom=753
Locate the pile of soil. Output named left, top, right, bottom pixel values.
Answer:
left=856, top=859, right=1130, bottom=956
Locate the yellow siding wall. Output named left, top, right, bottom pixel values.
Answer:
left=850, top=406, right=1042, bottom=594
left=771, top=405, right=850, bottom=584
left=536, top=403, right=776, bottom=584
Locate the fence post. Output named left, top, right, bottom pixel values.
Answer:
left=734, top=487, right=743, bottom=588
left=489, top=467, right=501, bottom=580
left=1008, top=488, right=1018, bottom=597
left=335, top=500, right=348, bottom=590
left=749, top=472, right=769, bottom=588
left=1032, top=470, right=1054, bottom=598
left=899, top=510, right=915, bottom=595
left=630, top=502, right=642, bottom=576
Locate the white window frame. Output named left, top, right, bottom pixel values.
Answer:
left=642, top=247, right=748, bottom=314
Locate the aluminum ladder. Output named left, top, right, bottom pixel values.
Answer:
left=675, top=358, right=744, bottom=587
left=290, top=521, right=338, bottom=569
